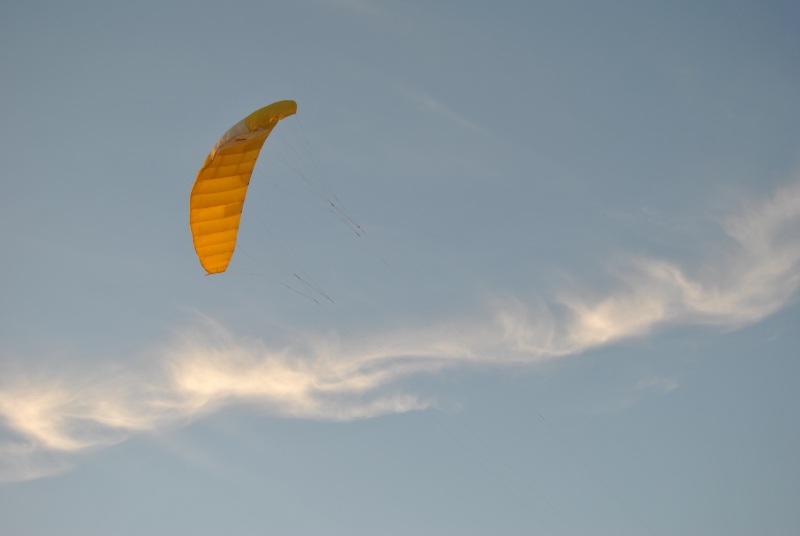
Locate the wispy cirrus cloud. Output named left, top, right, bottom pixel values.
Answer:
left=394, top=85, right=486, bottom=134
left=502, top=178, right=800, bottom=355
left=1, top=177, right=798, bottom=482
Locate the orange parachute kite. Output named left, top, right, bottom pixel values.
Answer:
left=189, top=100, right=297, bottom=274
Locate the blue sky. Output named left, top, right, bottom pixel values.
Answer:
left=1, top=1, right=799, bottom=534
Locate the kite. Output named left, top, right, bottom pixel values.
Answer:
left=189, top=100, right=297, bottom=274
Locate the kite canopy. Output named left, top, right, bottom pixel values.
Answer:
left=189, top=100, right=297, bottom=274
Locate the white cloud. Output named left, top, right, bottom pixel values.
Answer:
left=0, top=440, right=73, bottom=483
left=564, top=178, right=800, bottom=335
left=499, top=178, right=800, bottom=357
left=636, top=378, right=679, bottom=395
left=1, top=177, right=798, bottom=482
left=395, top=85, right=486, bottom=134
left=580, top=377, right=680, bottom=416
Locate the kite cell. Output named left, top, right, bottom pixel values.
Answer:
left=189, top=100, right=297, bottom=274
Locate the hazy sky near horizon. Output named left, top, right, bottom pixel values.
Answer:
left=2, top=1, right=799, bottom=534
